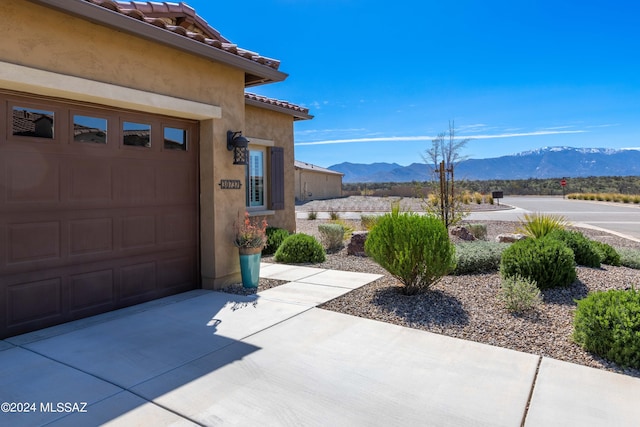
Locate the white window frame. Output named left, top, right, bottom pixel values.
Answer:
left=245, top=138, right=274, bottom=214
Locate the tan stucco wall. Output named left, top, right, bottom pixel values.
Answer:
left=244, top=105, right=296, bottom=233
left=1, top=0, right=296, bottom=288
left=295, top=170, right=343, bottom=201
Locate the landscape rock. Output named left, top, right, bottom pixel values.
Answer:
left=347, top=231, right=368, bottom=256
left=451, top=226, right=476, bottom=241
left=495, top=233, right=528, bottom=243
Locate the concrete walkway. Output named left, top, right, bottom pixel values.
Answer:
left=1, top=263, right=639, bottom=426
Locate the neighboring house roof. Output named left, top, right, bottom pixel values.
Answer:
left=33, top=0, right=287, bottom=86
left=295, top=161, right=344, bottom=176
left=12, top=109, right=54, bottom=136
left=245, top=93, right=313, bottom=121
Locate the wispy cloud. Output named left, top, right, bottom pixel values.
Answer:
left=295, top=129, right=588, bottom=146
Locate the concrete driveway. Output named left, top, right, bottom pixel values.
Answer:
left=2, top=264, right=639, bottom=426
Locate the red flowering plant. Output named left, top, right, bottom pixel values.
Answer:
left=233, top=211, right=268, bottom=250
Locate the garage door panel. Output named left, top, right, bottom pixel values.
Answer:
left=69, top=269, right=115, bottom=314
left=6, top=277, right=63, bottom=327
left=69, top=217, right=113, bottom=256
left=156, top=165, right=195, bottom=203
left=6, top=152, right=60, bottom=203
left=115, top=162, right=157, bottom=204
left=69, top=160, right=112, bottom=202
left=120, top=261, right=157, bottom=301
left=161, top=211, right=196, bottom=245
left=8, top=221, right=61, bottom=264
left=158, top=255, right=195, bottom=289
left=122, top=215, right=156, bottom=249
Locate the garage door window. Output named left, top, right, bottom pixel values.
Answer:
left=164, top=127, right=187, bottom=151
left=12, top=107, right=54, bottom=139
left=74, top=115, right=107, bottom=144
left=123, top=121, right=151, bottom=147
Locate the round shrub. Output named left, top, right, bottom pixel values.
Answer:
left=364, top=212, right=455, bottom=295
left=573, top=289, right=640, bottom=369
left=547, top=229, right=601, bottom=268
left=590, top=241, right=621, bottom=266
left=262, top=227, right=290, bottom=256
left=454, top=241, right=508, bottom=275
left=274, top=233, right=325, bottom=264
left=466, top=223, right=488, bottom=240
left=500, top=237, right=576, bottom=289
left=318, top=223, right=344, bottom=252
left=499, top=274, right=542, bottom=314
left=618, top=248, right=640, bottom=269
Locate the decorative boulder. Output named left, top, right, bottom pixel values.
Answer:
left=347, top=231, right=368, bottom=256
left=450, top=226, right=476, bottom=241
left=495, top=233, right=528, bottom=243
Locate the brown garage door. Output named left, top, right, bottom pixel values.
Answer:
left=0, top=92, right=199, bottom=338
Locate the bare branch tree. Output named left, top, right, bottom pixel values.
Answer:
left=421, top=120, right=471, bottom=228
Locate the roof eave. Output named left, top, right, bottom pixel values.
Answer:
left=28, top=0, right=288, bottom=87
left=245, top=97, right=314, bottom=121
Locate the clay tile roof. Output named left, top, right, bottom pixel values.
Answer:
left=244, top=92, right=312, bottom=120
left=82, top=1, right=281, bottom=71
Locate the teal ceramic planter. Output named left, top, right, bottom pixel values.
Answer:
left=239, top=252, right=261, bottom=288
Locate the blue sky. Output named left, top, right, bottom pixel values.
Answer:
left=187, top=0, right=640, bottom=167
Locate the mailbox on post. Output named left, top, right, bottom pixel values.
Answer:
left=492, top=191, right=503, bottom=205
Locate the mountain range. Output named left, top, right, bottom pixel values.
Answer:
left=328, top=147, right=640, bottom=182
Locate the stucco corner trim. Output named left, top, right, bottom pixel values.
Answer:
left=0, top=61, right=221, bottom=120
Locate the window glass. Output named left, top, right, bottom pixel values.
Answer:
left=246, top=149, right=265, bottom=208
left=164, top=127, right=187, bottom=150
left=74, top=115, right=107, bottom=144
left=123, top=121, right=151, bottom=147
left=12, top=106, right=54, bottom=139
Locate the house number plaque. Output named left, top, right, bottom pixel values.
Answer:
left=219, top=179, right=242, bottom=189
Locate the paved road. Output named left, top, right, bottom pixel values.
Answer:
left=468, top=196, right=640, bottom=241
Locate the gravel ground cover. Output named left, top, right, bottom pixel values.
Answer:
left=257, top=202, right=640, bottom=378
left=296, top=195, right=511, bottom=213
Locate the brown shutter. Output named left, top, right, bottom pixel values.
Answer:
left=269, top=146, right=285, bottom=210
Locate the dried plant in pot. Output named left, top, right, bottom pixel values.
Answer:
left=233, top=212, right=268, bottom=287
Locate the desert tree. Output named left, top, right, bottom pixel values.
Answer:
left=422, top=120, right=471, bottom=228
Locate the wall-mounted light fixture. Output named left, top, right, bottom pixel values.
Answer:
left=227, top=130, right=250, bottom=165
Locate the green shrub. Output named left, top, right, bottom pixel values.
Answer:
left=573, top=288, right=640, bottom=369
left=364, top=212, right=455, bottom=295
left=330, top=219, right=355, bottom=240
left=500, top=237, right=576, bottom=289
left=590, top=241, right=621, bottom=266
left=318, top=223, right=345, bottom=252
left=360, top=214, right=380, bottom=231
left=516, top=212, right=569, bottom=238
left=329, top=209, right=340, bottom=220
left=619, top=248, right=640, bottom=269
left=466, top=223, right=487, bottom=240
left=307, top=210, right=317, bottom=220
left=274, top=233, right=326, bottom=263
left=454, top=241, right=508, bottom=275
left=262, top=227, right=290, bottom=255
left=499, top=274, right=542, bottom=313
left=547, top=229, right=601, bottom=268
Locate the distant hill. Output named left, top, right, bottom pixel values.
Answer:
left=329, top=147, right=640, bottom=182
